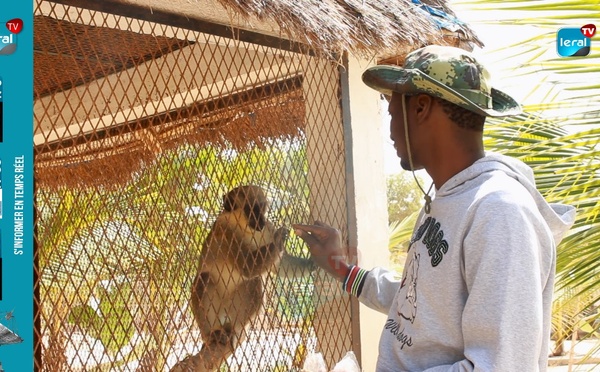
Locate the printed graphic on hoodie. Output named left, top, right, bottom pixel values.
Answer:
left=386, top=216, right=449, bottom=349
left=398, top=251, right=419, bottom=323
left=415, top=216, right=449, bottom=267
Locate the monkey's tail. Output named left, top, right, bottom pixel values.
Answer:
left=170, top=343, right=232, bottom=372
left=170, top=353, right=202, bottom=372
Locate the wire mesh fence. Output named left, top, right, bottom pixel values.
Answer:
left=34, top=1, right=354, bottom=370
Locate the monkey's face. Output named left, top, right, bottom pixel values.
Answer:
left=244, top=201, right=267, bottom=231
left=223, top=185, right=269, bottom=231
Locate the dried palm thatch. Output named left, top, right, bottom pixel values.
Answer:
left=211, top=0, right=483, bottom=58
left=34, top=0, right=482, bottom=189
left=35, top=84, right=305, bottom=189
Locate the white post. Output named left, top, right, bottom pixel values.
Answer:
left=340, top=53, right=391, bottom=371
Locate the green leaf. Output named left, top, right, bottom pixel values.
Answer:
left=96, top=283, right=135, bottom=354
left=67, top=304, right=102, bottom=339
left=67, top=283, right=135, bottom=354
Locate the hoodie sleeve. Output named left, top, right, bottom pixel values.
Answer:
left=432, top=191, right=556, bottom=371
left=353, top=267, right=402, bottom=315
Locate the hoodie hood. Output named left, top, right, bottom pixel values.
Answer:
left=437, top=152, right=576, bottom=244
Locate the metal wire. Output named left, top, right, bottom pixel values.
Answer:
left=34, top=1, right=353, bottom=370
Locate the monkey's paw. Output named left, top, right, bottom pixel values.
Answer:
left=275, top=226, right=290, bottom=249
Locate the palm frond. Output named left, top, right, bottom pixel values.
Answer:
left=388, top=212, right=419, bottom=251
left=452, top=0, right=600, bottom=357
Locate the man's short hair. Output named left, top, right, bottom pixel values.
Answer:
left=435, top=97, right=485, bottom=131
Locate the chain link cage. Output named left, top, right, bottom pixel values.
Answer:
left=34, top=0, right=355, bottom=370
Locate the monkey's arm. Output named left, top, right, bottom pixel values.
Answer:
left=277, top=250, right=316, bottom=278
left=235, top=226, right=288, bottom=278
left=208, top=220, right=286, bottom=278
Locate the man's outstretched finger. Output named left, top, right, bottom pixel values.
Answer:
left=293, top=229, right=320, bottom=247
left=292, top=224, right=326, bottom=241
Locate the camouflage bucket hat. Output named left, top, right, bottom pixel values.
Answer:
left=362, top=45, right=522, bottom=117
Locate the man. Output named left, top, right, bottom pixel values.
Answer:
left=293, top=45, right=576, bottom=371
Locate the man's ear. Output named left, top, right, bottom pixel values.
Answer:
left=414, top=94, right=434, bottom=121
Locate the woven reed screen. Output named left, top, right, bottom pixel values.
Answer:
left=34, top=0, right=353, bottom=371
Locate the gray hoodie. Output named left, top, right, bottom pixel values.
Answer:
left=357, top=153, right=576, bottom=371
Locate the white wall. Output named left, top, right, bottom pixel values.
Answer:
left=342, top=54, right=391, bottom=371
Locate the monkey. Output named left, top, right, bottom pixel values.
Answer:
left=171, top=185, right=291, bottom=371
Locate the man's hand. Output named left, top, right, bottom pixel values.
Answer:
left=292, top=221, right=351, bottom=281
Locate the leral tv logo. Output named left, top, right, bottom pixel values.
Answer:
left=0, top=18, right=23, bottom=56
left=557, top=24, right=596, bottom=57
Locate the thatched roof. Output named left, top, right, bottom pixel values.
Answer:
left=35, top=85, right=305, bottom=188
left=34, top=0, right=482, bottom=188
left=211, top=0, right=483, bottom=57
